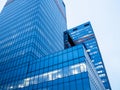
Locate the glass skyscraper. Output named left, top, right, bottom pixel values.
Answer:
left=0, top=44, right=106, bottom=90
left=0, top=0, right=67, bottom=61
left=0, top=0, right=111, bottom=90
left=0, top=0, right=66, bottom=89
left=64, top=22, right=111, bottom=90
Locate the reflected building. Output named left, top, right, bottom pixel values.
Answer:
left=64, top=22, right=111, bottom=90
left=0, top=44, right=105, bottom=90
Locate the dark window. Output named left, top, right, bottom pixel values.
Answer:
left=84, top=23, right=90, bottom=27
left=73, top=28, right=78, bottom=31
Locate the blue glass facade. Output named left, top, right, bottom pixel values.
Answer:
left=0, top=0, right=67, bottom=62
left=64, top=22, right=111, bottom=90
left=0, top=44, right=105, bottom=90
left=0, top=0, right=111, bottom=90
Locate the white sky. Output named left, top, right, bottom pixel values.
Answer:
left=63, top=0, right=120, bottom=90
left=0, top=0, right=7, bottom=13
left=0, top=0, right=120, bottom=90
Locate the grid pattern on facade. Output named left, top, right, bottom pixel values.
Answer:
left=0, top=0, right=67, bottom=63
left=64, top=22, right=111, bottom=90
left=0, top=45, right=105, bottom=90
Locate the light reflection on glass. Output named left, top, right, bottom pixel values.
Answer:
left=95, top=65, right=103, bottom=69
left=10, top=86, right=13, bottom=89
left=8, top=63, right=87, bottom=89
left=99, top=73, right=106, bottom=78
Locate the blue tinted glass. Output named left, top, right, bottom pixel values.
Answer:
left=67, top=52, right=73, bottom=60
left=53, top=56, right=58, bottom=64
left=58, top=84, right=63, bottom=90
left=64, top=82, right=70, bottom=90
left=73, top=50, right=78, bottom=58
left=64, top=22, right=111, bottom=90
left=76, top=80, right=83, bottom=90
left=83, top=78, right=90, bottom=90
left=63, top=53, right=67, bottom=62
left=58, top=55, right=63, bottom=63
left=70, top=81, right=76, bottom=90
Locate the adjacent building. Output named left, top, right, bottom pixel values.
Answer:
left=0, top=44, right=105, bottom=90
left=64, top=22, right=111, bottom=90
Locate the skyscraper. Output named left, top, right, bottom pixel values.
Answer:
left=0, top=0, right=67, bottom=89
left=0, top=44, right=106, bottom=90
left=64, top=22, right=111, bottom=90
left=0, top=0, right=111, bottom=90
left=0, top=0, right=67, bottom=61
